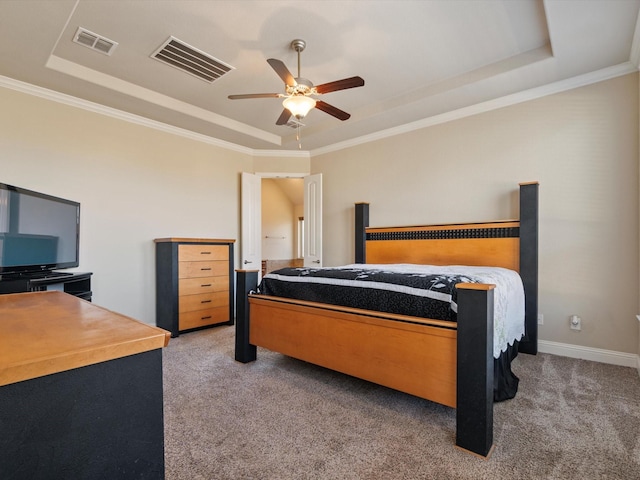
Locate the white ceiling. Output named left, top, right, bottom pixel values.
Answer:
left=0, top=0, right=638, bottom=155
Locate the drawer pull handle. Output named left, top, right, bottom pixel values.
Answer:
left=201, top=252, right=212, bottom=255
left=201, top=300, right=212, bottom=304
left=201, top=284, right=212, bottom=287
left=201, top=316, right=212, bottom=320
left=201, top=267, right=212, bottom=271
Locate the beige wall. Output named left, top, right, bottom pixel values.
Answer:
left=0, top=87, right=252, bottom=324
left=253, top=155, right=310, bottom=175
left=314, top=73, right=639, bottom=355
left=1, top=72, right=638, bottom=357
left=261, top=178, right=296, bottom=259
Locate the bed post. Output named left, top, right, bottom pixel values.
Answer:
left=355, top=203, right=369, bottom=264
left=518, top=182, right=539, bottom=355
left=455, top=283, right=495, bottom=458
left=235, top=269, right=259, bottom=363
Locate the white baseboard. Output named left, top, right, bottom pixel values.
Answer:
left=538, top=340, right=639, bottom=370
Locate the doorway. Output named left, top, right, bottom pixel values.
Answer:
left=241, top=172, right=322, bottom=275
left=261, top=177, right=304, bottom=275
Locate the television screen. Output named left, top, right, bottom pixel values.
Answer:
left=0, top=183, right=80, bottom=275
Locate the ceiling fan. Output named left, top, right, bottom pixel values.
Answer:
left=228, top=39, right=365, bottom=126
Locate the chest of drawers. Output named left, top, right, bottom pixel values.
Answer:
left=155, top=238, right=235, bottom=337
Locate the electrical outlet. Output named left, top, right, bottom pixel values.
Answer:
left=570, top=315, right=581, bottom=331
left=537, top=313, right=544, bottom=325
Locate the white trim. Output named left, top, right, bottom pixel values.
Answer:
left=0, top=61, right=636, bottom=158
left=636, top=316, right=640, bottom=377
left=45, top=55, right=280, bottom=146
left=629, top=6, right=640, bottom=69
left=252, top=150, right=310, bottom=159
left=310, top=62, right=638, bottom=157
left=0, top=74, right=255, bottom=155
left=538, top=340, right=639, bottom=369
left=0, top=74, right=307, bottom=158
left=254, top=172, right=307, bottom=178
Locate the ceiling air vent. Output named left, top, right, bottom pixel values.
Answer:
left=73, top=27, right=118, bottom=56
left=151, top=36, right=234, bottom=83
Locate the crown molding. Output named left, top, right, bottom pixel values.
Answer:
left=46, top=55, right=281, bottom=146
left=1, top=60, right=636, bottom=160
left=0, top=74, right=260, bottom=155
left=251, top=149, right=310, bottom=159
left=0, top=74, right=309, bottom=158
left=630, top=8, right=640, bottom=69
left=309, top=62, right=638, bottom=157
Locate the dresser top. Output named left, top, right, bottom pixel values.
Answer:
left=154, top=237, right=235, bottom=244
left=0, top=291, right=170, bottom=387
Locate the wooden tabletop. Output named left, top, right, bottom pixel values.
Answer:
left=0, top=291, right=170, bottom=387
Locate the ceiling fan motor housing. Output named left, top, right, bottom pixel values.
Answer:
left=287, top=77, right=315, bottom=96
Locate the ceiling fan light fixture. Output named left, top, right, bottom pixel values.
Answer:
left=283, top=95, right=316, bottom=119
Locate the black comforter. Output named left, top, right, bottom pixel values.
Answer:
left=258, top=266, right=476, bottom=322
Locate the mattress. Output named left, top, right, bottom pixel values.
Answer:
left=258, top=263, right=525, bottom=359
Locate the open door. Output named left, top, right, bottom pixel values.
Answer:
left=241, top=172, right=322, bottom=275
left=241, top=172, right=261, bottom=271
left=303, top=173, right=322, bottom=267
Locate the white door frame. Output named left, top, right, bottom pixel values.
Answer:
left=303, top=173, right=322, bottom=267
left=241, top=171, right=323, bottom=274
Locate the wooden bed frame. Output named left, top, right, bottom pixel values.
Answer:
left=235, top=182, right=538, bottom=457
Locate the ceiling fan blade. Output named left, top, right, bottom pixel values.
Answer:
left=315, top=76, right=365, bottom=94
left=315, top=101, right=351, bottom=121
left=276, top=109, right=291, bottom=125
left=267, top=58, right=296, bottom=86
left=228, top=93, right=282, bottom=99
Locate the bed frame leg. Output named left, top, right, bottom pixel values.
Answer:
left=455, top=283, right=495, bottom=457
left=518, top=181, right=539, bottom=355
left=235, top=269, right=259, bottom=363
left=355, top=202, right=369, bottom=264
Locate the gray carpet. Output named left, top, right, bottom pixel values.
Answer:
left=162, top=326, right=640, bottom=479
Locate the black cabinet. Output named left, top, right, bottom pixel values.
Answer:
left=0, top=272, right=92, bottom=301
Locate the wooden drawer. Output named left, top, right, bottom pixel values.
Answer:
left=179, top=261, right=227, bottom=279
left=156, top=238, right=235, bottom=336
left=178, top=244, right=228, bottom=262
left=179, top=306, right=229, bottom=330
left=179, top=276, right=229, bottom=296
left=179, top=292, right=228, bottom=313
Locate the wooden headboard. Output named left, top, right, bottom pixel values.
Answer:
left=354, top=182, right=539, bottom=354
left=364, top=220, right=520, bottom=270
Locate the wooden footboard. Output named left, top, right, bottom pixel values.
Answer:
left=235, top=271, right=496, bottom=457
left=249, top=294, right=458, bottom=407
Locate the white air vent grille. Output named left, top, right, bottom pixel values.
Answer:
left=151, top=37, right=234, bottom=83
left=73, top=27, right=118, bottom=56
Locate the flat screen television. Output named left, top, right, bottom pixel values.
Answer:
left=0, top=183, right=80, bottom=277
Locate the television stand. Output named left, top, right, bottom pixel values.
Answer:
left=0, top=272, right=92, bottom=301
